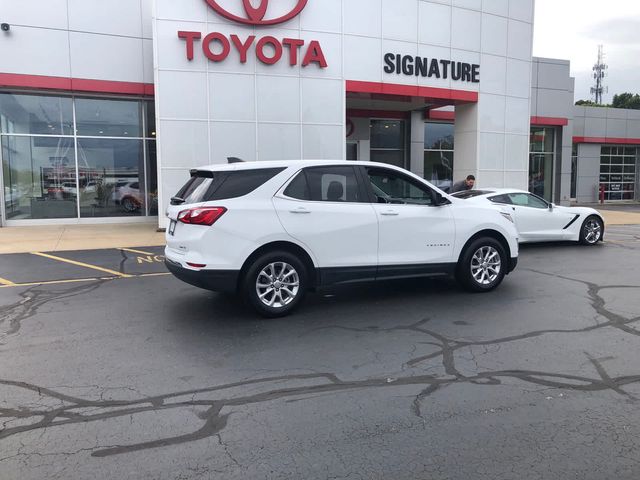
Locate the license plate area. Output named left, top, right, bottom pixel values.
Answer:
left=168, top=220, right=177, bottom=236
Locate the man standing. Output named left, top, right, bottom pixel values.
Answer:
left=451, top=175, right=475, bottom=193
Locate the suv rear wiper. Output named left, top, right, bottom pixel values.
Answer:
left=170, top=196, right=186, bottom=205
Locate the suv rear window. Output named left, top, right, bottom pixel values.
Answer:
left=173, top=168, right=284, bottom=204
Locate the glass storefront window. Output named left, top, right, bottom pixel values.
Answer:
left=77, top=138, right=145, bottom=217
left=599, top=146, right=637, bottom=201
left=530, top=127, right=554, bottom=153
left=424, top=122, right=454, bottom=191
left=145, top=101, right=156, bottom=138
left=75, top=98, right=142, bottom=137
left=1, top=93, right=157, bottom=222
left=570, top=144, right=578, bottom=199
left=2, top=135, right=77, bottom=219
left=529, top=127, right=555, bottom=201
left=146, top=140, right=158, bottom=215
left=370, top=120, right=405, bottom=168
left=0, top=93, right=73, bottom=136
left=424, top=122, right=454, bottom=150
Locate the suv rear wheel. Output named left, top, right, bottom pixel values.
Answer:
left=243, top=251, right=307, bottom=318
left=456, top=237, right=507, bottom=292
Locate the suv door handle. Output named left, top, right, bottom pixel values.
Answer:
left=290, top=207, right=311, bottom=214
left=380, top=210, right=399, bottom=216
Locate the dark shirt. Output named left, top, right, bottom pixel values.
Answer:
left=451, top=180, right=472, bottom=193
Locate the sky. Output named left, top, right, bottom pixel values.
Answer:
left=533, top=0, right=640, bottom=103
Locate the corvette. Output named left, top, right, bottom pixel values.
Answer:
left=451, top=188, right=605, bottom=245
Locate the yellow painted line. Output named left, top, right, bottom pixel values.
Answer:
left=0, top=277, right=16, bottom=286
left=30, top=252, right=132, bottom=278
left=0, top=272, right=171, bottom=288
left=119, top=247, right=155, bottom=255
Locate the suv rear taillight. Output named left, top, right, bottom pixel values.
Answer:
left=177, top=207, right=227, bottom=226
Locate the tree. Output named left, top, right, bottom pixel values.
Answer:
left=575, top=99, right=606, bottom=107
left=611, top=93, right=640, bottom=109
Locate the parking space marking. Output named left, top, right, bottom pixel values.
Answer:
left=31, top=252, right=132, bottom=278
left=0, top=272, right=171, bottom=289
left=0, top=276, right=16, bottom=286
left=119, top=247, right=156, bottom=255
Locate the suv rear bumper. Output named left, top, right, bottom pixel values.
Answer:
left=165, top=259, right=239, bottom=293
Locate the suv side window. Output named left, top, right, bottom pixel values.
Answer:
left=284, top=166, right=361, bottom=203
left=366, top=167, right=434, bottom=205
left=508, top=192, right=548, bottom=209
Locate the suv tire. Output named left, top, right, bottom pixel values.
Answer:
left=456, top=237, right=507, bottom=292
left=243, top=250, right=307, bottom=318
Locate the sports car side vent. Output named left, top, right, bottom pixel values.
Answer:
left=563, top=214, right=581, bottom=230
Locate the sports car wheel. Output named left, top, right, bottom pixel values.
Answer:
left=579, top=215, right=603, bottom=245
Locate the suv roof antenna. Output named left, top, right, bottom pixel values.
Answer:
left=227, top=157, right=244, bottom=164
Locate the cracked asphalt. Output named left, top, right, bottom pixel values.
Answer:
left=1, top=226, right=640, bottom=480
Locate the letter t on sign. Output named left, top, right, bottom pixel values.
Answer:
left=178, top=31, right=202, bottom=61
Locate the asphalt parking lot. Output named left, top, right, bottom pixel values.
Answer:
left=1, top=226, right=640, bottom=480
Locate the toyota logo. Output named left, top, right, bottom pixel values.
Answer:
left=205, top=0, right=308, bottom=26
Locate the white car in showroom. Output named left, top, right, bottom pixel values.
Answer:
left=165, top=160, right=519, bottom=317
left=451, top=188, right=605, bottom=245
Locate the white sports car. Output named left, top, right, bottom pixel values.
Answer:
left=451, top=188, right=605, bottom=245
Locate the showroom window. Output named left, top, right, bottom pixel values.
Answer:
left=0, top=93, right=157, bottom=221
left=424, top=122, right=454, bottom=192
left=370, top=120, right=405, bottom=168
left=529, top=127, right=555, bottom=202
left=570, top=144, right=578, bottom=199
left=599, top=146, right=637, bottom=201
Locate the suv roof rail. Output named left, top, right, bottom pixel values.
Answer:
left=227, top=157, right=244, bottom=164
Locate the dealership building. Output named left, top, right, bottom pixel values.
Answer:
left=0, top=0, right=638, bottom=228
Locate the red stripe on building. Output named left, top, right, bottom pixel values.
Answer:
left=531, top=116, right=569, bottom=126
left=573, top=136, right=640, bottom=145
left=0, top=73, right=154, bottom=96
left=346, top=80, right=478, bottom=103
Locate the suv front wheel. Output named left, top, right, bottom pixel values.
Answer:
left=456, top=237, right=507, bottom=292
left=242, top=251, right=307, bottom=318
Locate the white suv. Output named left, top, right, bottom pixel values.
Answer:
left=165, top=160, right=519, bottom=317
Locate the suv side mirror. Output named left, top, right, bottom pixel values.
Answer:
left=431, top=191, right=449, bottom=206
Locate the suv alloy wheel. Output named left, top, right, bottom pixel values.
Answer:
left=243, top=250, right=308, bottom=318
left=456, top=237, right=507, bottom=292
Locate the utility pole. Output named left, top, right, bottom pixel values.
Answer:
left=590, top=45, right=608, bottom=104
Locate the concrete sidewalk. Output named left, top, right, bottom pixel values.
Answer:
left=0, top=223, right=165, bottom=254
left=0, top=206, right=638, bottom=254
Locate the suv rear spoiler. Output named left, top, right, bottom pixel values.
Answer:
left=227, top=157, right=244, bottom=164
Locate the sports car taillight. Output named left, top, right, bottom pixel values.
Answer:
left=177, top=207, right=227, bottom=226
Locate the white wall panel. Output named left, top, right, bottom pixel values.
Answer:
left=69, top=0, right=142, bottom=38
left=209, top=73, right=256, bottom=121
left=157, top=71, right=208, bottom=119
left=258, top=124, right=302, bottom=161
left=382, top=0, right=419, bottom=43
left=451, top=8, right=481, bottom=51
left=159, top=121, right=209, bottom=168
left=302, top=125, right=344, bottom=159
left=2, top=0, right=68, bottom=30
left=301, top=79, right=344, bottom=124
left=70, top=32, right=144, bottom=83
left=0, top=27, right=71, bottom=77
left=418, top=2, right=452, bottom=47
left=256, top=76, right=300, bottom=123
left=210, top=121, right=256, bottom=163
